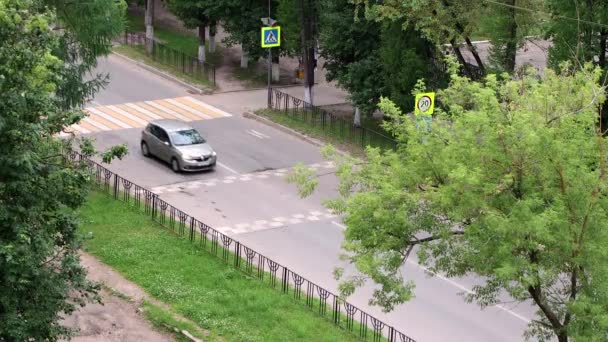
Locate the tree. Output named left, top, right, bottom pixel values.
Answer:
left=479, top=0, right=544, bottom=73
left=298, top=0, right=316, bottom=104
left=221, top=0, right=271, bottom=66
left=318, top=0, right=383, bottom=125
left=0, top=0, right=126, bottom=340
left=289, top=61, right=608, bottom=341
left=165, top=0, right=219, bottom=63
left=145, top=0, right=155, bottom=54
left=355, top=0, right=487, bottom=78
left=545, top=0, right=608, bottom=130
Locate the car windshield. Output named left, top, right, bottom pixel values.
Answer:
left=170, top=129, right=206, bottom=146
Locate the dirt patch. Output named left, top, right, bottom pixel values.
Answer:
left=61, top=253, right=207, bottom=342
left=62, top=288, right=173, bottom=342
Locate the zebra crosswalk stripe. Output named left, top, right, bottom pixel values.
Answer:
left=59, top=96, right=233, bottom=136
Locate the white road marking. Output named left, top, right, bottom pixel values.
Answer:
left=185, top=96, right=232, bottom=117
left=251, top=129, right=270, bottom=139
left=71, top=124, right=91, bottom=134
left=125, top=103, right=163, bottom=119
left=166, top=98, right=212, bottom=119
left=217, top=162, right=240, bottom=175
left=144, top=101, right=191, bottom=122
left=87, top=107, right=132, bottom=129
left=247, top=130, right=268, bottom=139
left=331, top=221, right=346, bottom=230
left=83, top=117, right=111, bottom=131
left=106, top=105, right=149, bottom=126
left=406, top=260, right=532, bottom=324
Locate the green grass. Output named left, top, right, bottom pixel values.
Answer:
left=113, top=45, right=215, bottom=90
left=124, top=11, right=222, bottom=66
left=255, top=109, right=397, bottom=156
left=79, top=192, right=362, bottom=342
left=140, top=300, right=212, bottom=342
left=233, top=64, right=268, bottom=88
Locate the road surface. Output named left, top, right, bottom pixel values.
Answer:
left=82, top=54, right=536, bottom=341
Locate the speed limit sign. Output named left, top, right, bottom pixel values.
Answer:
left=415, top=92, right=435, bottom=116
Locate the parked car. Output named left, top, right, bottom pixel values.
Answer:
left=141, top=119, right=216, bottom=172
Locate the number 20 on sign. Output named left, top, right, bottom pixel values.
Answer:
left=415, top=92, right=435, bottom=116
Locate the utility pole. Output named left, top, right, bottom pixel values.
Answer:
left=267, top=0, right=272, bottom=109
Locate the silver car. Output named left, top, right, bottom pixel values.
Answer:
left=141, top=119, right=217, bottom=172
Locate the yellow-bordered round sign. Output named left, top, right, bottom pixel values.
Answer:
left=415, top=92, right=435, bottom=116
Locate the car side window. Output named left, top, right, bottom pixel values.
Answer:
left=157, top=128, right=170, bottom=143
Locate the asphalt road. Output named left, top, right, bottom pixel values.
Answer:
left=86, top=54, right=536, bottom=341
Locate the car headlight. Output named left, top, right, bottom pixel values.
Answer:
left=183, top=154, right=196, bottom=160
left=211, top=151, right=217, bottom=157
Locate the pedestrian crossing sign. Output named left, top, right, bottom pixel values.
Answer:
left=261, top=26, right=281, bottom=48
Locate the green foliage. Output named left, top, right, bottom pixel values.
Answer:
left=276, top=0, right=300, bottom=56
left=165, top=0, right=214, bottom=30
left=318, top=0, right=383, bottom=115
left=80, top=192, right=362, bottom=342
left=0, top=0, right=126, bottom=340
left=291, top=65, right=608, bottom=341
left=221, top=0, right=271, bottom=61
left=355, top=0, right=482, bottom=45
left=380, top=22, right=444, bottom=111
left=480, top=0, right=545, bottom=72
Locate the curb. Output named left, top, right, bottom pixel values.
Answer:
left=111, top=51, right=210, bottom=95
left=242, top=111, right=349, bottom=157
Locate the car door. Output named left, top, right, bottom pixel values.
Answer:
left=155, top=127, right=172, bottom=162
left=145, top=124, right=161, bottom=156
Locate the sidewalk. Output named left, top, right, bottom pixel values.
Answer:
left=197, top=84, right=349, bottom=115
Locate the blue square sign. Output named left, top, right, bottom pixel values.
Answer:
left=261, top=26, right=281, bottom=48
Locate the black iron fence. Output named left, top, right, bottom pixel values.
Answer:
left=122, top=32, right=216, bottom=87
left=269, top=89, right=398, bottom=151
left=64, top=150, right=415, bottom=342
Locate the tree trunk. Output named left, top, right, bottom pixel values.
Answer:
left=272, top=54, right=280, bottom=82
left=464, top=36, right=486, bottom=74
left=240, top=50, right=249, bottom=68
left=299, top=0, right=315, bottom=106
left=304, top=85, right=313, bottom=104
left=599, top=29, right=607, bottom=70
left=354, top=107, right=361, bottom=127
left=504, top=0, right=518, bottom=73
left=209, top=21, right=217, bottom=53
left=450, top=40, right=472, bottom=78
left=144, top=0, right=154, bottom=55
left=599, top=30, right=608, bottom=135
left=197, top=25, right=206, bottom=64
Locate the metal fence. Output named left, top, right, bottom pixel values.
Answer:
left=64, top=150, right=415, bottom=342
left=269, top=89, right=398, bottom=151
left=122, top=32, right=216, bottom=87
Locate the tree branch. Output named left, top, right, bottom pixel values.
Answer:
left=408, top=230, right=465, bottom=246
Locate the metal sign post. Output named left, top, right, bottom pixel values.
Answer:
left=261, top=16, right=280, bottom=108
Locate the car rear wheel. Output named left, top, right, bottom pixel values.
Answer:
left=171, top=158, right=181, bottom=173
left=141, top=142, right=150, bottom=157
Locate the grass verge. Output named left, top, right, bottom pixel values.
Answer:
left=125, top=11, right=222, bottom=66
left=113, top=45, right=214, bottom=91
left=255, top=109, right=397, bottom=156
left=140, top=300, right=211, bottom=342
left=80, top=192, right=361, bottom=342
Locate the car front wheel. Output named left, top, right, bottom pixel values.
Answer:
left=141, top=141, right=150, bottom=157
left=171, top=158, right=181, bottom=173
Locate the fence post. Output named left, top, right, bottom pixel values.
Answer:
left=234, top=241, right=241, bottom=268
left=151, top=194, right=157, bottom=219
left=113, top=174, right=118, bottom=199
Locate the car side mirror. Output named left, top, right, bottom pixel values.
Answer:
left=163, top=141, right=170, bottom=146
